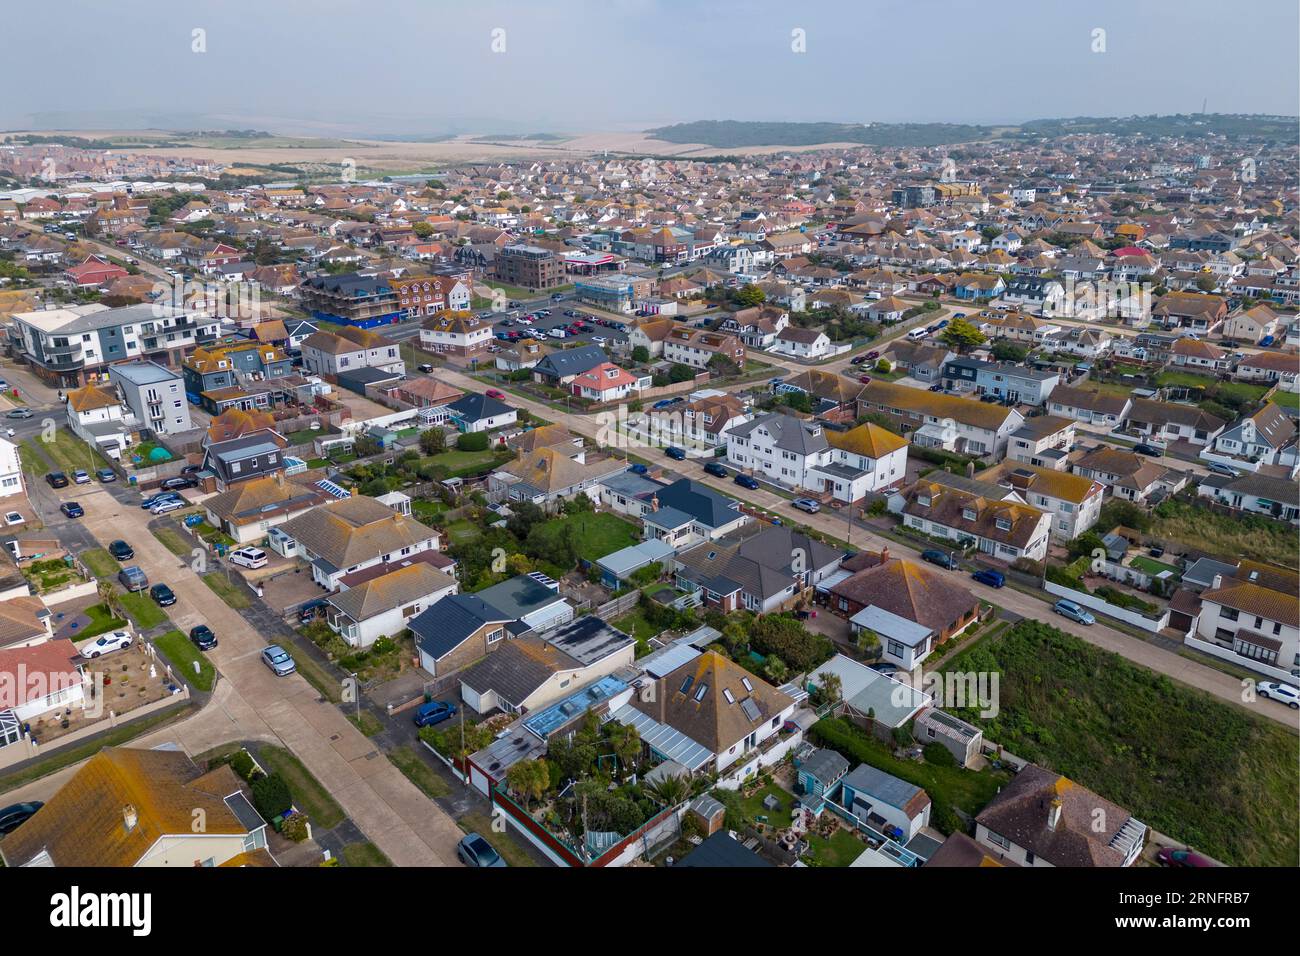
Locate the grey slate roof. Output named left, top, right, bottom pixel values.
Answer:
left=730, top=412, right=830, bottom=455
left=654, top=478, right=743, bottom=530
left=409, top=593, right=511, bottom=661
left=474, top=574, right=564, bottom=620
left=842, top=763, right=926, bottom=811
left=533, top=344, right=608, bottom=380
left=448, top=392, right=513, bottom=422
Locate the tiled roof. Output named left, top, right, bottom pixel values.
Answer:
left=827, top=422, right=908, bottom=459
left=328, top=562, right=456, bottom=623
left=279, top=495, right=439, bottom=570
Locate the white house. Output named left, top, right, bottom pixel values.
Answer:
left=0, top=437, right=24, bottom=501
left=772, top=326, right=832, bottom=359
left=64, top=383, right=134, bottom=459
left=327, top=560, right=458, bottom=649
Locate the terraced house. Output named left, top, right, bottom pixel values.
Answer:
left=898, top=479, right=1051, bottom=562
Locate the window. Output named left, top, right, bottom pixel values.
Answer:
left=986, top=830, right=1011, bottom=850
left=486, top=627, right=505, bottom=644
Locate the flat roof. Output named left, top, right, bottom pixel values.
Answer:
left=522, top=675, right=628, bottom=739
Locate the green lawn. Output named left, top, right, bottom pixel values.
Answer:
left=118, top=590, right=169, bottom=630
left=805, top=828, right=868, bottom=867
left=153, top=629, right=216, bottom=692
left=941, top=619, right=1299, bottom=867
left=612, top=609, right=661, bottom=644
left=255, top=745, right=346, bottom=830
left=341, top=842, right=393, bottom=867
left=1268, top=389, right=1300, bottom=410
left=152, top=526, right=192, bottom=557
left=76, top=603, right=129, bottom=639
left=1128, top=555, right=1180, bottom=577
left=443, top=519, right=481, bottom=544
left=738, top=782, right=795, bottom=829
left=348, top=710, right=384, bottom=737
left=80, top=548, right=120, bottom=579
left=527, top=511, right=639, bottom=563
left=202, top=572, right=252, bottom=609
left=387, top=745, right=450, bottom=799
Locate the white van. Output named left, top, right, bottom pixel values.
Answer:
left=907, top=326, right=930, bottom=340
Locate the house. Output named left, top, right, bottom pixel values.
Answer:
left=277, top=495, right=442, bottom=590
left=385, top=376, right=464, bottom=417
left=410, top=592, right=516, bottom=677
left=827, top=549, right=981, bottom=668
left=878, top=341, right=953, bottom=383
left=663, top=327, right=746, bottom=370
left=202, top=474, right=333, bottom=544
left=1197, top=471, right=1300, bottom=523
left=570, top=362, right=643, bottom=402
left=326, top=559, right=458, bottom=649
left=726, top=412, right=831, bottom=495
left=898, top=479, right=1051, bottom=562
left=1073, top=447, right=1185, bottom=503
left=595, top=538, right=677, bottom=590
left=677, top=830, right=773, bottom=867
left=987, top=462, right=1104, bottom=541
left=857, top=379, right=1024, bottom=458
left=199, top=429, right=289, bottom=492
left=719, top=306, right=789, bottom=348
left=914, top=708, right=983, bottom=768
left=954, top=273, right=1006, bottom=300
left=418, top=311, right=493, bottom=359
left=925, top=831, right=1013, bottom=867
left=108, top=361, right=193, bottom=436
left=1045, top=384, right=1132, bottom=427
left=1209, top=404, right=1297, bottom=468
left=1169, top=337, right=1230, bottom=372
left=64, top=383, right=134, bottom=458
left=808, top=654, right=930, bottom=739
left=0, top=437, right=25, bottom=503
left=819, top=422, right=910, bottom=500
left=624, top=317, right=675, bottom=357
left=974, top=764, right=1147, bottom=867
left=772, top=326, right=832, bottom=359
left=1234, top=351, right=1299, bottom=388
left=1192, top=568, right=1299, bottom=673
left=619, top=650, right=796, bottom=781
left=672, top=523, right=842, bottom=614
left=1007, top=416, right=1076, bottom=471
left=865, top=295, right=911, bottom=325
left=1152, top=291, right=1228, bottom=335
left=63, top=255, right=128, bottom=289
left=839, top=763, right=932, bottom=843
left=942, top=358, right=1059, bottom=407
left=0, top=639, right=84, bottom=721
left=495, top=337, right=552, bottom=372
left=301, top=327, right=404, bottom=378
left=796, top=747, right=850, bottom=808
left=446, top=392, right=517, bottom=433
left=0, top=747, right=273, bottom=868
left=1125, top=399, right=1226, bottom=447
left=490, top=446, right=626, bottom=507
left=648, top=393, right=751, bottom=447
left=532, top=344, right=609, bottom=386
left=642, top=477, right=751, bottom=547
left=0, top=595, right=52, bottom=650
left=458, top=616, right=635, bottom=716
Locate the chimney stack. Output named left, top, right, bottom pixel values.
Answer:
left=1047, top=798, right=1063, bottom=831
left=1211, top=573, right=1222, bottom=590
left=879, top=547, right=889, bottom=564
left=123, top=804, right=138, bottom=833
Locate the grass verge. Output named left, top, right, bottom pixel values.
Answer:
left=254, top=745, right=346, bottom=830
left=153, top=629, right=216, bottom=692
left=387, top=745, right=450, bottom=799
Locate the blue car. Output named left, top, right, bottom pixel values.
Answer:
left=665, top=446, right=687, bottom=461
left=971, top=569, right=1005, bottom=588
left=60, top=501, right=84, bottom=519
left=413, top=700, right=457, bottom=728
left=734, top=473, right=760, bottom=490
left=627, top=463, right=648, bottom=475
left=703, top=461, right=729, bottom=478
left=1053, top=599, right=1095, bottom=625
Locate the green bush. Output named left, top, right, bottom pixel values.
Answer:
left=230, top=751, right=256, bottom=781
left=251, top=772, right=293, bottom=821
left=280, top=813, right=311, bottom=842
left=456, top=431, right=490, bottom=452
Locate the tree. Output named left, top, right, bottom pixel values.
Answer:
left=418, top=427, right=447, bottom=456
left=989, top=339, right=1028, bottom=363
left=631, top=345, right=650, bottom=363
left=734, top=284, right=766, bottom=308
left=506, top=499, right=545, bottom=539
left=505, top=759, right=550, bottom=808
left=938, top=318, right=988, bottom=353
left=412, top=222, right=434, bottom=238
left=855, top=628, right=880, bottom=659
left=644, top=772, right=690, bottom=807
left=782, top=390, right=813, bottom=413
left=749, top=614, right=833, bottom=672
left=456, top=431, right=489, bottom=452
left=817, top=670, right=844, bottom=706
left=607, top=722, right=642, bottom=775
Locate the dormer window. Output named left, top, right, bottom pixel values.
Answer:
left=962, top=508, right=977, bottom=521
left=995, top=517, right=1012, bottom=532
left=917, top=495, right=931, bottom=507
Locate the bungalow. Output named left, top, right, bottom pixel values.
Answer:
left=326, top=559, right=458, bottom=649
left=532, top=344, right=609, bottom=386
left=1125, top=399, right=1226, bottom=448
left=1045, top=384, right=1132, bottom=428
left=672, top=524, right=842, bottom=614
left=0, top=639, right=85, bottom=722
left=839, top=764, right=932, bottom=843
left=898, top=479, right=1051, bottom=562
left=446, top=392, right=517, bottom=433
left=1168, top=337, right=1230, bottom=372
left=857, top=379, right=1024, bottom=458
left=489, top=446, right=627, bottom=508
left=202, top=474, right=333, bottom=544
left=1073, top=447, right=1186, bottom=503
left=570, top=362, right=644, bottom=402
left=807, top=654, right=931, bottom=740
left=772, top=326, right=832, bottom=359
left=1221, top=304, right=1280, bottom=344
left=1210, top=404, right=1297, bottom=468
left=63, top=256, right=128, bottom=289
left=953, top=273, right=1006, bottom=300
left=1152, top=291, right=1228, bottom=335
left=1197, top=471, right=1300, bottom=523
left=641, top=478, right=751, bottom=547
left=1234, top=351, right=1299, bottom=388
left=865, top=295, right=911, bottom=325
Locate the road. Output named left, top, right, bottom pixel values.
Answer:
left=10, top=462, right=469, bottom=866
left=426, top=360, right=1297, bottom=730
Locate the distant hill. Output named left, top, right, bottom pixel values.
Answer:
left=645, top=120, right=996, bottom=148
left=647, top=114, right=1297, bottom=148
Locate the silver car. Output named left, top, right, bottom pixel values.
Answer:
left=261, top=644, right=296, bottom=677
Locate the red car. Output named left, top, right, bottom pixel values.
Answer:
left=866, top=350, right=880, bottom=360
left=858, top=375, right=872, bottom=384
left=1155, top=848, right=1216, bottom=868
left=485, top=389, right=506, bottom=401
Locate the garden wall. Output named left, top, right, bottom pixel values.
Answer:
left=1184, top=636, right=1295, bottom=682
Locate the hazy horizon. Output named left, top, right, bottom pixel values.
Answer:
left=3, top=0, right=1297, bottom=138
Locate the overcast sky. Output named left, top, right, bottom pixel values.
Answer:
left=4, top=0, right=1297, bottom=136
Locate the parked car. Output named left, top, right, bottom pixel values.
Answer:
left=1155, top=847, right=1217, bottom=868
left=45, top=471, right=69, bottom=488
left=858, top=375, right=872, bottom=384
left=298, top=598, right=329, bottom=625
left=261, top=644, right=296, bottom=676
left=1206, top=461, right=1239, bottom=477
left=141, top=491, right=181, bottom=510
left=1133, top=443, right=1163, bottom=457
left=72, top=469, right=91, bottom=484
left=1053, top=598, right=1096, bottom=625
left=627, top=463, right=648, bottom=475
left=865, top=350, right=880, bottom=360
left=485, top=389, right=506, bottom=400
left=703, top=461, right=729, bottom=478
left=850, top=355, right=868, bottom=365
left=60, top=501, right=85, bottom=519
left=0, top=801, right=43, bottom=836
left=920, top=549, right=957, bottom=570
left=418, top=363, right=434, bottom=373
left=229, top=547, right=269, bottom=570
left=457, top=832, right=506, bottom=868
left=108, top=539, right=134, bottom=561
left=971, top=568, right=1006, bottom=588
left=95, top=467, right=117, bottom=482
left=150, top=583, right=177, bottom=607
left=665, top=446, right=687, bottom=461
left=189, top=625, right=218, bottom=650
left=150, top=498, right=185, bottom=515
left=734, top=473, right=760, bottom=490
left=159, top=476, right=197, bottom=490
left=5, top=408, right=33, bottom=420
left=792, top=497, right=821, bottom=514
left=180, top=464, right=203, bottom=475
left=118, top=566, right=148, bottom=591
left=1256, top=681, right=1300, bottom=709
left=928, top=383, right=944, bottom=392
left=78, top=630, right=134, bottom=659
left=413, top=700, right=457, bottom=728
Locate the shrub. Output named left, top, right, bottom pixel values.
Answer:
left=456, top=432, right=490, bottom=452
left=230, top=750, right=256, bottom=781
left=280, top=813, right=310, bottom=842
left=251, top=772, right=293, bottom=821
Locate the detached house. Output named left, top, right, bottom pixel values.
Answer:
left=64, top=383, right=134, bottom=458
left=418, top=311, right=493, bottom=359
left=1210, top=404, right=1297, bottom=468
left=663, top=328, right=746, bottom=370
left=1125, top=399, right=1226, bottom=448
left=719, top=306, right=789, bottom=349
left=301, top=327, right=404, bottom=378
left=898, top=479, right=1051, bottom=562
left=326, top=557, right=458, bottom=649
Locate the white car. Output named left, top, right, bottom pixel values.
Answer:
left=229, top=547, right=268, bottom=570
left=591, top=335, right=607, bottom=345
left=150, top=498, right=185, bottom=515
left=78, top=630, right=133, bottom=659
left=72, top=469, right=91, bottom=484
left=515, top=316, right=533, bottom=326
left=1257, top=682, right=1300, bottom=709
left=3, top=511, right=23, bottom=526
left=549, top=328, right=567, bottom=339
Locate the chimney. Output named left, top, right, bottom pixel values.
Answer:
left=650, top=494, right=659, bottom=512
left=123, top=804, right=138, bottom=833
left=1047, top=798, right=1063, bottom=831
left=1211, top=573, right=1222, bottom=589
left=879, top=547, right=890, bottom=564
